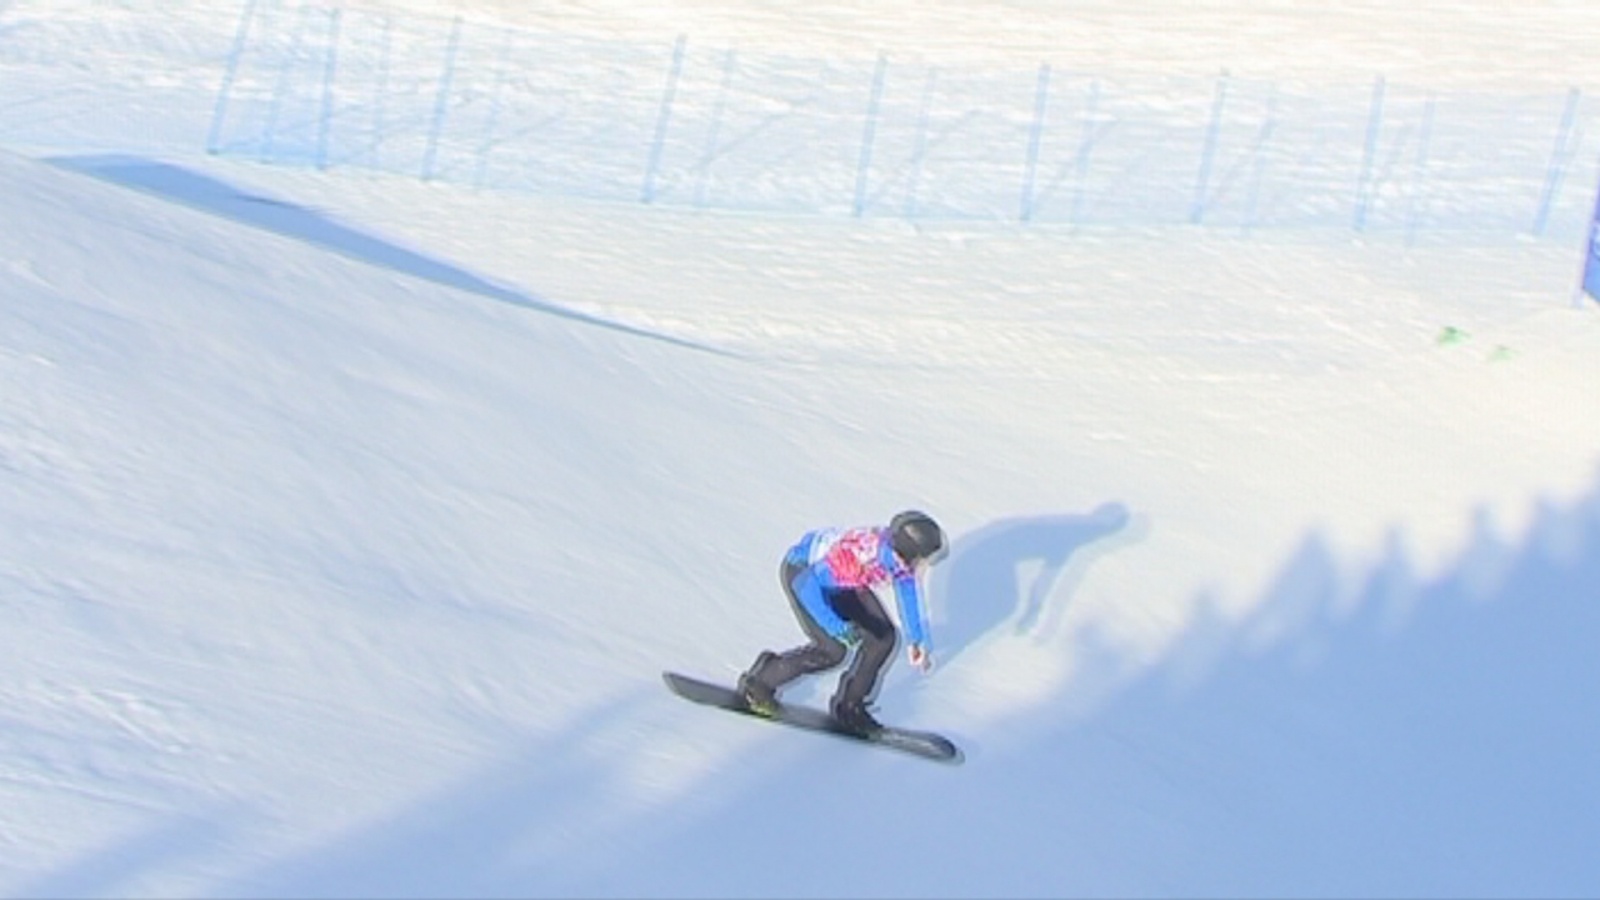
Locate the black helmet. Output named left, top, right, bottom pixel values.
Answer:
left=889, top=510, right=945, bottom=563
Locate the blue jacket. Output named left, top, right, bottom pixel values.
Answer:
left=784, top=526, right=930, bottom=647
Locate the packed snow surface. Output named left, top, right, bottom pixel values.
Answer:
left=2, top=1, right=1599, bottom=896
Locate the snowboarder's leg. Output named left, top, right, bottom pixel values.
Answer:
left=828, top=587, right=897, bottom=733
left=739, top=561, right=848, bottom=712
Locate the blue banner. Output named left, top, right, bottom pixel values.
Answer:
left=1586, top=181, right=1600, bottom=304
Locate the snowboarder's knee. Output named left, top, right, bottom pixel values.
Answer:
left=814, top=637, right=848, bottom=668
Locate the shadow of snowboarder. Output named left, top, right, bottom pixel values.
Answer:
left=930, top=502, right=1133, bottom=664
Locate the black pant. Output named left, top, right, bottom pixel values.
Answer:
left=747, top=560, right=898, bottom=709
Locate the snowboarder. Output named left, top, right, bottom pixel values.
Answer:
left=737, top=510, right=947, bottom=735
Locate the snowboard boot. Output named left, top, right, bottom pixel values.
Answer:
left=737, top=652, right=780, bottom=717
left=830, top=698, right=884, bottom=736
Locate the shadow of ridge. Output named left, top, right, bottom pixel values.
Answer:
left=215, top=689, right=660, bottom=900
left=10, top=804, right=249, bottom=899
left=47, top=154, right=730, bottom=357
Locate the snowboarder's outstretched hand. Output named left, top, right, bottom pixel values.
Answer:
left=907, top=643, right=933, bottom=673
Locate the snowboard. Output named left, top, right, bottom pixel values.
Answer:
left=662, top=671, right=962, bottom=764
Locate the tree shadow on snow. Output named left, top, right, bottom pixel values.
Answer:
left=985, top=475, right=1600, bottom=898
left=46, top=154, right=726, bottom=355
left=39, top=476, right=1600, bottom=897
left=495, top=471, right=1600, bottom=898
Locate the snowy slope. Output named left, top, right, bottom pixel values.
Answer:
left=3, top=1, right=1600, bottom=897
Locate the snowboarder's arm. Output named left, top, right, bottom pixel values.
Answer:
left=876, top=537, right=931, bottom=655
left=891, top=570, right=929, bottom=650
